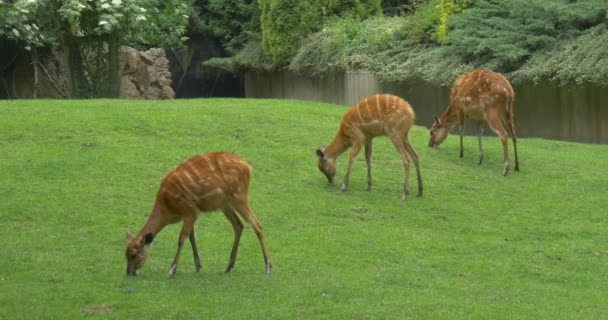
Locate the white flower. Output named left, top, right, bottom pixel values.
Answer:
left=25, top=45, right=31, bottom=51
left=77, top=4, right=85, bottom=9
left=12, top=29, right=20, bottom=36
left=111, top=0, right=121, bottom=6
left=139, top=7, right=146, bottom=12
left=136, top=15, right=146, bottom=21
left=98, top=20, right=109, bottom=25
left=101, top=3, right=110, bottom=8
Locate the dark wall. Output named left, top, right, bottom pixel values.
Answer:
left=166, top=34, right=244, bottom=98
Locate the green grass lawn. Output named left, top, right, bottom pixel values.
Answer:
left=0, top=98, right=606, bottom=319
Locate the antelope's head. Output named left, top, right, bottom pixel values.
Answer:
left=429, top=115, right=449, bottom=148
left=316, top=146, right=336, bottom=183
left=125, top=231, right=154, bottom=276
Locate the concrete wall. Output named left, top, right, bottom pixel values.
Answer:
left=244, top=71, right=607, bottom=143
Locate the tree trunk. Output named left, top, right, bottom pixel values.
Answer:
left=62, top=27, right=90, bottom=98
left=107, top=33, right=121, bottom=98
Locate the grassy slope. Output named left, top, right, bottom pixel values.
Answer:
left=0, top=98, right=606, bottom=319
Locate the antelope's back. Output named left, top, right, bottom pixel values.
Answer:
left=342, top=94, right=415, bottom=134
left=158, top=152, right=252, bottom=211
left=451, top=70, right=514, bottom=114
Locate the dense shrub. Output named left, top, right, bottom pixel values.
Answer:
left=193, top=0, right=261, bottom=55
left=443, top=0, right=605, bottom=72
left=289, top=0, right=443, bottom=79
left=259, top=0, right=382, bottom=65
left=512, top=23, right=608, bottom=87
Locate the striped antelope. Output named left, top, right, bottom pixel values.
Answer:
left=125, top=152, right=272, bottom=277
left=428, top=69, right=519, bottom=176
left=316, top=94, right=423, bottom=201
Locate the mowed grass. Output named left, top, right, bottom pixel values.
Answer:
left=0, top=98, right=606, bottom=319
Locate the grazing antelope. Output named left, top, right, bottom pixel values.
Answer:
left=429, top=69, right=519, bottom=176
left=125, top=152, right=272, bottom=277
left=316, top=94, right=423, bottom=201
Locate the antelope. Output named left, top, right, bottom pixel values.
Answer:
left=429, top=69, right=519, bottom=176
left=125, top=152, right=272, bottom=277
left=316, top=94, right=423, bottom=201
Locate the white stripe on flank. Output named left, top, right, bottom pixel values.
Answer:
left=357, top=103, right=364, bottom=122
left=204, top=156, right=215, bottom=172
left=198, top=188, right=223, bottom=200
left=185, top=161, right=202, bottom=181
left=175, top=174, right=197, bottom=201
left=182, top=170, right=200, bottom=191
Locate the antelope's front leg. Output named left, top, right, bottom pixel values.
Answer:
left=476, top=121, right=484, bottom=165
left=189, top=232, right=202, bottom=272
left=342, top=144, right=361, bottom=192
left=168, top=217, right=195, bottom=278
left=459, top=111, right=465, bottom=158
left=364, top=140, right=373, bottom=191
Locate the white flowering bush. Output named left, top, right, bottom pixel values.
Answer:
left=1, top=0, right=190, bottom=49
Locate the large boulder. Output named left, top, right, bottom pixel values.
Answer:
left=120, top=46, right=175, bottom=99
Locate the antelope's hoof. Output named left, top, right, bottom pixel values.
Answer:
left=167, top=265, right=177, bottom=278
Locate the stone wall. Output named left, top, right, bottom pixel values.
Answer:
left=1, top=46, right=174, bottom=99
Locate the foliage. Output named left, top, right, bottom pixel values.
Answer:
left=511, top=23, right=608, bottom=87
left=289, top=1, right=445, bottom=80
left=0, top=0, right=190, bottom=49
left=1, top=98, right=608, bottom=319
left=436, top=0, right=468, bottom=44
left=0, top=0, right=58, bottom=49
left=191, top=0, right=260, bottom=55
left=381, top=0, right=428, bottom=16
left=443, top=0, right=605, bottom=72
left=202, top=34, right=275, bottom=72
left=259, top=0, right=382, bottom=65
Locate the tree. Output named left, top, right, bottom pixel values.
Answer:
left=259, top=0, right=382, bottom=65
left=0, top=0, right=191, bottom=98
left=192, top=0, right=260, bottom=55
left=436, top=0, right=468, bottom=44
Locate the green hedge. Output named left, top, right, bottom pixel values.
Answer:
left=259, top=0, right=382, bottom=65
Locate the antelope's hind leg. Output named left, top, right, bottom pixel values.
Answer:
left=233, top=201, right=272, bottom=274
left=222, top=208, right=244, bottom=273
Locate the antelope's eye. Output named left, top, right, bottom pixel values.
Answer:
left=130, top=254, right=137, bottom=259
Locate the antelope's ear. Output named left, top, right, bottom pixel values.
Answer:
left=126, top=230, right=134, bottom=240
left=142, top=233, right=155, bottom=246
left=433, top=115, right=441, bottom=125
left=316, top=146, right=326, bottom=160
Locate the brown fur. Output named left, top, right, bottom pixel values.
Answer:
left=429, top=69, right=519, bottom=175
left=316, top=94, right=423, bottom=200
left=125, top=152, right=272, bottom=277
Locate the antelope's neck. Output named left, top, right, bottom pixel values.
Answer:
left=441, top=104, right=459, bottom=127
left=325, top=132, right=351, bottom=159
left=137, top=205, right=167, bottom=239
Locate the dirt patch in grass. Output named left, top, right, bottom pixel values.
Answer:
left=81, top=304, right=112, bottom=313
